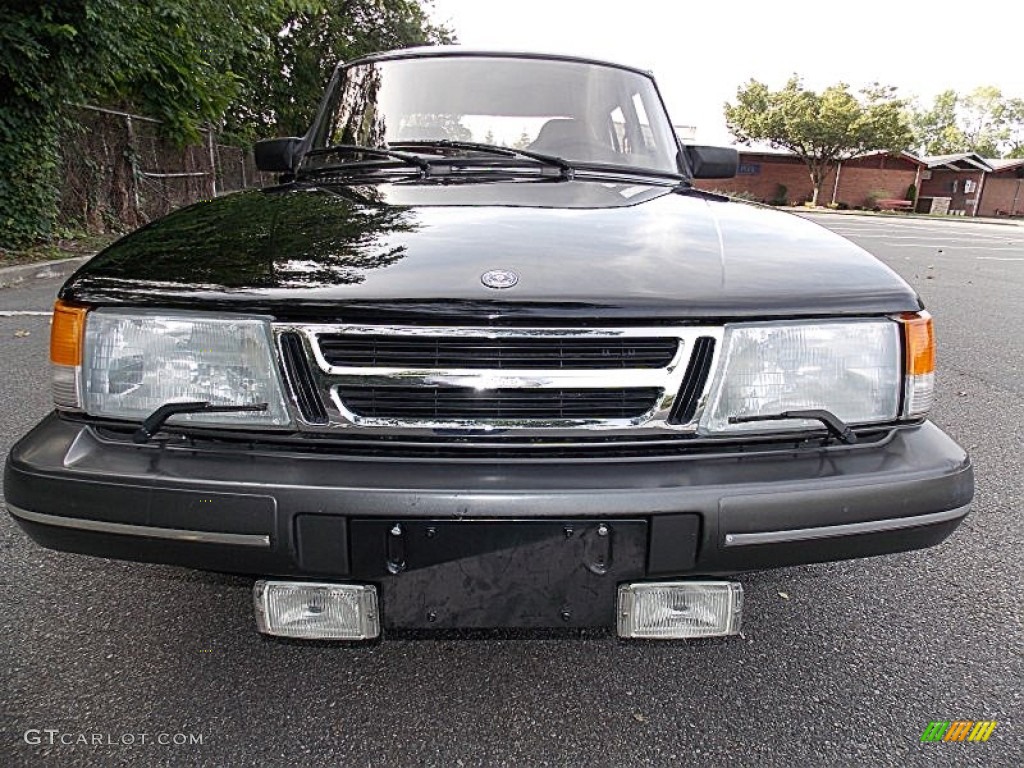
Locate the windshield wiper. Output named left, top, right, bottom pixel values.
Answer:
left=301, top=144, right=431, bottom=177
left=390, top=140, right=575, bottom=179
left=729, top=409, right=858, bottom=445
left=133, top=402, right=268, bottom=444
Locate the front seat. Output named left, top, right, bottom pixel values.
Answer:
left=529, top=118, right=600, bottom=154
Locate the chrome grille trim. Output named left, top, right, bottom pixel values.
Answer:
left=336, top=386, right=665, bottom=421
left=271, top=324, right=724, bottom=434
left=316, top=334, right=680, bottom=369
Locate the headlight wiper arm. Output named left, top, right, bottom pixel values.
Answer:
left=729, top=409, right=857, bottom=445
left=133, top=402, right=268, bottom=444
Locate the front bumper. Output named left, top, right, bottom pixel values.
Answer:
left=6, top=414, right=972, bottom=624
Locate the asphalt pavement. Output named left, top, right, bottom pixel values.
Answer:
left=1, top=213, right=1021, bottom=767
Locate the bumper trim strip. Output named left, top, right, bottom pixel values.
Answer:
left=723, top=504, right=969, bottom=547
left=5, top=504, right=272, bottom=548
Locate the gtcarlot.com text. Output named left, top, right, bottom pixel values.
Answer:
left=24, top=729, right=205, bottom=746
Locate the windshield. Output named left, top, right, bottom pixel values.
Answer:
left=308, top=55, right=681, bottom=176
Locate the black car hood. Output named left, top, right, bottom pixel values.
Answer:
left=62, top=179, right=920, bottom=321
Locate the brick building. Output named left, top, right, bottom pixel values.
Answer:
left=694, top=145, right=1023, bottom=218
left=697, top=148, right=923, bottom=208
left=918, top=154, right=992, bottom=216
left=977, top=158, right=1024, bottom=217
left=829, top=152, right=923, bottom=208
left=696, top=149, right=813, bottom=203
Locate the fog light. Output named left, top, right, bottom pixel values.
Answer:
left=617, top=581, right=743, bottom=639
left=253, top=581, right=379, bottom=640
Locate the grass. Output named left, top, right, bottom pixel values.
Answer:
left=0, top=232, right=118, bottom=269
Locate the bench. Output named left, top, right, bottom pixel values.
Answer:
left=875, top=199, right=913, bottom=211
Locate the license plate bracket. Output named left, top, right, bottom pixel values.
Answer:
left=349, top=519, right=647, bottom=629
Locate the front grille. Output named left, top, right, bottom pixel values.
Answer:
left=276, top=323, right=723, bottom=433
left=318, top=334, right=679, bottom=369
left=337, top=386, right=662, bottom=421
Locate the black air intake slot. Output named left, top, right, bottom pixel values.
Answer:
left=668, top=337, right=717, bottom=424
left=337, top=386, right=662, bottom=421
left=279, top=332, right=329, bottom=425
left=317, top=334, right=679, bottom=370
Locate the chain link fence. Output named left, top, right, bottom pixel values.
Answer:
left=58, top=105, right=274, bottom=234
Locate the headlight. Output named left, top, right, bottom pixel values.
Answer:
left=700, top=319, right=901, bottom=435
left=78, top=309, right=291, bottom=428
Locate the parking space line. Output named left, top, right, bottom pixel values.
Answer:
left=882, top=244, right=1022, bottom=251
left=830, top=232, right=1009, bottom=242
left=810, top=220, right=1018, bottom=237
left=0, top=311, right=52, bottom=317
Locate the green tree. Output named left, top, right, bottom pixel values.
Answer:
left=2, top=0, right=299, bottom=246
left=911, top=89, right=967, bottom=155
left=397, top=114, right=472, bottom=142
left=1, top=5, right=79, bottom=245
left=724, top=76, right=914, bottom=206
left=1004, top=99, right=1024, bottom=158
left=911, top=87, right=1023, bottom=158
left=960, top=86, right=1009, bottom=157
left=225, top=1, right=453, bottom=141
left=0, top=0, right=450, bottom=247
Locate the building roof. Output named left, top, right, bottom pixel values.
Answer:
left=985, top=157, right=1024, bottom=172
left=727, top=145, right=925, bottom=165
left=923, top=153, right=994, bottom=172
left=854, top=150, right=926, bottom=167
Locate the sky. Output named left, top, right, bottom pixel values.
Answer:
left=428, top=0, right=1019, bottom=145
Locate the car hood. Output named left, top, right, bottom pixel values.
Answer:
left=62, top=179, right=920, bottom=321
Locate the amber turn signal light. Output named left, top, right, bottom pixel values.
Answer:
left=50, top=300, right=88, bottom=366
left=899, top=311, right=934, bottom=376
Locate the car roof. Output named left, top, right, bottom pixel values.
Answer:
left=342, top=46, right=655, bottom=78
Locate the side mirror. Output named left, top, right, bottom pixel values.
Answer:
left=255, top=137, right=302, bottom=172
left=684, top=145, right=738, bottom=179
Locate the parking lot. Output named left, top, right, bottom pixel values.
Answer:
left=1, top=212, right=1021, bottom=767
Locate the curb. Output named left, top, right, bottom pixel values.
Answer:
left=0, top=255, right=92, bottom=287
left=787, top=208, right=1024, bottom=227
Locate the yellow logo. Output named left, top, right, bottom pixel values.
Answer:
left=920, top=721, right=997, bottom=742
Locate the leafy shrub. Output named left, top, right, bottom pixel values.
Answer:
left=706, top=189, right=759, bottom=202
left=864, top=189, right=891, bottom=209
left=770, top=183, right=788, bottom=206
left=0, top=11, right=75, bottom=247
